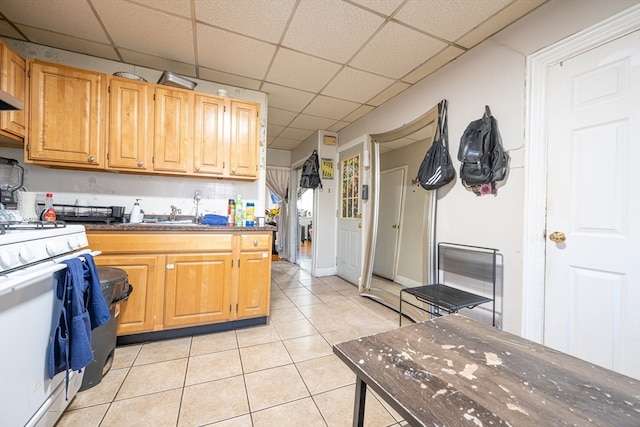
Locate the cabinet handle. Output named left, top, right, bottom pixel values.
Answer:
left=88, top=156, right=95, bottom=163
left=195, top=164, right=200, bottom=171
left=166, top=264, right=174, bottom=270
left=253, top=239, right=258, bottom=247
left=137, top=160, right=144, bottom=167
left=231, top=167, right=236, bottom=174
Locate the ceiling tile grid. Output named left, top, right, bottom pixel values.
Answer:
left=0, top=0, right=547, bottom=150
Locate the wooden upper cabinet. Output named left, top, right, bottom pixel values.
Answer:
left=107, top=76, right=153, bottom=171
left=0, top=41, right=26, bottom=144
left=27, top=60, right=105, bottom=168
left=152, top=87, right=192, bottom=173
left=229, top=99, right=259, bottom=179
left=193, top=94, right=226, bottom=176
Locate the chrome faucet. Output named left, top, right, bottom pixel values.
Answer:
left=193, top=190, right=202, bottom=223
left=170, top=205, right=181, bottom=221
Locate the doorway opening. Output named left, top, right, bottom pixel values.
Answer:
left=296, top=186, right=313, bottom=273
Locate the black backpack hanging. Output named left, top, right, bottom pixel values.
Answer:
left=458, top=106, right=509, bottom=192
left=300, top=150, right=322, bottom=189
left=416, top=99, right=455, bottom=190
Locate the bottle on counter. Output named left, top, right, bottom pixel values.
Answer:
left=234, top=195, right=244, bottom=227
left=41, top=193, right=57, bottom=222
left=227, top=199, right=235, bottom=227
left=245, top=202, right=255, bottom=227
left=129, top=199, right=143, bottom=223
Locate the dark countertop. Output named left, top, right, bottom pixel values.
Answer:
left=82, top=222, right=277, bottom=233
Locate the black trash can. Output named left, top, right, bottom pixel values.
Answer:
left=80, top=267, right=133, bottom=391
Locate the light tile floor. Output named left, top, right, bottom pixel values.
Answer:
left=57, top=261, right=409, bottom=427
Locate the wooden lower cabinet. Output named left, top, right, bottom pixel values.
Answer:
left=164, top=252, right=233, bottom=327
left=93, top=254, right=159, bottom=335
left=87, top=231, right=271, bottom=336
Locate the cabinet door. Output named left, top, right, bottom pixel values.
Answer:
left=164, top=253, right=233, bottom=328
left=27, top=61, right=105, bottom=168
left=228, top=99, right=259, bottom=179
left=107, top=77, right=153, bottom=171
left=0, top=42, right=26, bottom=142
left=153, top=87, right=191, bottom=173
left=193, top=94, right=226, bottom=176
left=94, top=255, right=158, bottom=335
left=237, top=250, right=271, bottom=318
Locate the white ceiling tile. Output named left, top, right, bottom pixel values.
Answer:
left=198, top=67, right=262, bottom=90
left=197, top=24, right=275, bottom=80
left=261, top=82, right=315, bottom=111
left=93, top=0, right=195, bottom=64
left=302, top=96, right=360, bottom=121
left=367, top=81, right=411, bottom=106
left=289, top=114, right=338, bottom=131
left=15, top=26, right=121, bottom=62
left=118, top=50, right=196, bottom=79
left=268, top=123, right=286, bottom=137
left=327, top=120, right=350, bottom=132
left=350, top=21, right=446, bottom=79
left=342, top=105, right=376, bottom=123
left=195, top=0, right=295, bottom=43
left=394, top=0, right=512, bottom=41
left=0, top=0, right=109, bottom=43
left=267, top=48, right=341, bottom=92
left=279, top=127, right=315, bottom=140
left=322, top=67, right=393, bottom=103
left=0, top=18, right=26, bottom=40
left=402, top=45, right=465, bottom=84
left=127, top=0, right=192, bottom=18
left=268, top=108, right=298, bottom=126
left=282, top=0, right=384, bottom=63
left=456, top=0, right=548, bottom=49
left=269, top=137, right=300, bottom=150
left=350, top=0, right=406, bottom=16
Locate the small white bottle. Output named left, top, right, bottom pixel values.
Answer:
left=130, top=199, right=143, bottom=223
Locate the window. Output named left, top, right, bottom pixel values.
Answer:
left=340, top=154, right=360, bottom=219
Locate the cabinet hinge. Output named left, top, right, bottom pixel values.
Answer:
left=231, top=259, right=234, bottom=268
left=236, top=304, right=238, bottom=313
left=107, top=152, right=110, bottom=160
left=108, top=85, right=111, bottom=94
left=238, top=259, right=240, bottom=268
left=229, top=304, right=232, bottom=314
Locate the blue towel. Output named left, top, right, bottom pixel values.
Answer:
left=201, top=214, right=228, bottom=226
left=48, top=255, right=111, bottom=398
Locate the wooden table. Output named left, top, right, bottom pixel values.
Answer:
left=333, top=314, right=640, bottom=426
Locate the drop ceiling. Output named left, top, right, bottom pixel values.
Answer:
left=0, top=0, right=547, bottom=151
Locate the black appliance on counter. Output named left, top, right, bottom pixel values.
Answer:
left=0, top=157, right=24, bottom=209
left=37, top=204, right=126, bottom=223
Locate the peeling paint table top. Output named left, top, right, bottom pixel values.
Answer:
left=333, top=314, right=640, bottom=427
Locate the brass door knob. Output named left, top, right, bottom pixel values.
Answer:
left=549, top=231, right=566, bottom=243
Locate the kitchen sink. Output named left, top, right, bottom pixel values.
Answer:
left=140, top=220, right=200, bottom=226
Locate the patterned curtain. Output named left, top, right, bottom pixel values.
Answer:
left=265, top=167, right=291, bottom=260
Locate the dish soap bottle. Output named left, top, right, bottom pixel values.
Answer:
left=41, top=193, right=57, bottom=222
left=130, top=199, right=143, bottom=223
left=234, top=195, right=244, bottom=227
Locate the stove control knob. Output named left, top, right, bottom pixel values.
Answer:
left=19, top=246, right=35, bottom=263
left=0, top=251, right=19, bottom=269
left=46, top=241, right=62, bottom=256
left=67, top=236, right=80, bottom=249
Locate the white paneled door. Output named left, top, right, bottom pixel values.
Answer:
left=336, top=146, right=362, bottom=285
left=544, top=31, right=639, bottom=379
left=372, top=167, right=405, bottom=280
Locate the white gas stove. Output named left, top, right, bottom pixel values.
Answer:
left=0, top=222, right=93, bottom=427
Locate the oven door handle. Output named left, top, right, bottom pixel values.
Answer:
left=0, top=264, right=67, bottom=296
left=54, top=249, right=102, bottom=264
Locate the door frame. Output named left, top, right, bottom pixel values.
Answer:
left=522, top=4, right=640, bottom=342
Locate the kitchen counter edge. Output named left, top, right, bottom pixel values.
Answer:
left=82, top=223, right=277, bottom=232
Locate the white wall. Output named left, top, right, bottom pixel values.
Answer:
left=337, top=0, right=637, bottom=334
left=1, top=39, right=268, bottom=219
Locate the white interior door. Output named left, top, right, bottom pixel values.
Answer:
left=544, top=31, right=639, bottom=379
left=372, top=167, right=405, bottom=280
left=336, top=146, right=362, bottom=284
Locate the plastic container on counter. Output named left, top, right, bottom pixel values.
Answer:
left=245, top=202, right=255, bottom=227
